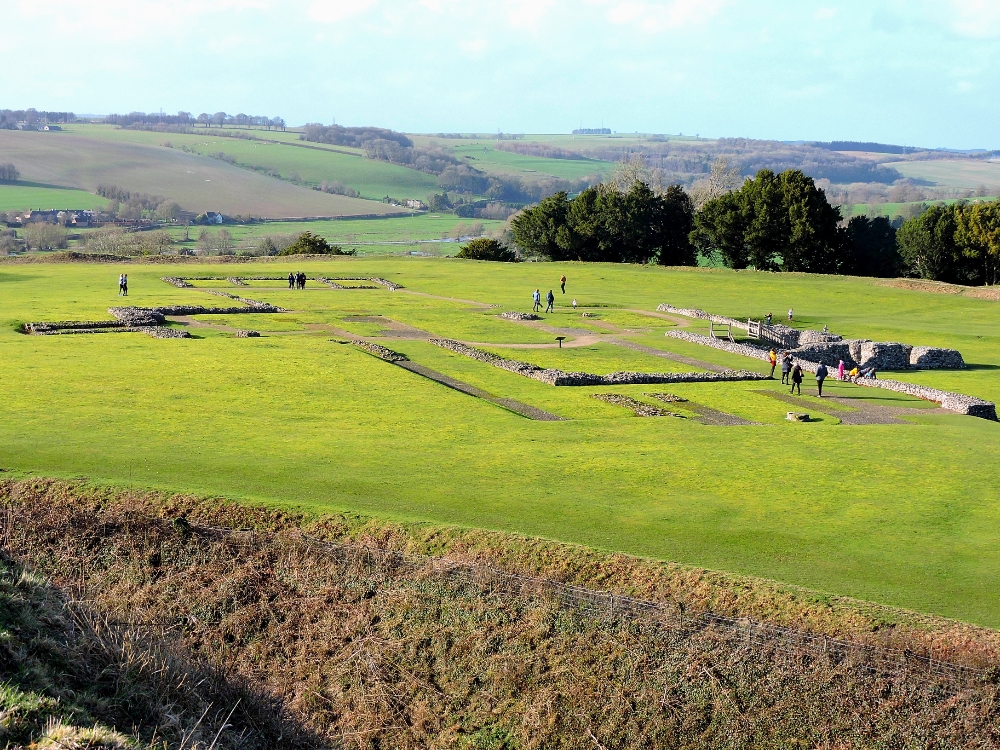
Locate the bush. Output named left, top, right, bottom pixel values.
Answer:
left=455, top=238, right=519, bottom=262
left=278, top=231, right=345, bottom=256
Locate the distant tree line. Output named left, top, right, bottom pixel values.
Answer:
left=105, top=111, right=286, bottom=130
left=0, top=163, right=19, bottom=182
left=0, top=109, right=75, bottom=129
left=506, top=164, right=1000, bottom=285
left=897, top=202, right=1000, bottom=286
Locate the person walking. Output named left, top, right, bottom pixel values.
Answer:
left=767, top=349, right=778, bottom=379
left=781, top=353, right=792, bottom=385
left=765, top=312, right=772, bottom=326
left=560, top=274, right=566, bottom=294
left=572, top=298, right=578, bottom=310
left=790, top=362, right=803, bottom=395
left=288, top=272, right=294, bottom=289
left=118, top=274, right=125, bottom=296
left=121, top=274, right=128, bottom=297
left=532, top=288, right=541, bottom=312
left=787, top=308, right=794, bottom=322
left=815, top=362, right=828, bottom=397
left=837, top=359, right=845, bottom=381
left=545, top=289, right=555, bottom=313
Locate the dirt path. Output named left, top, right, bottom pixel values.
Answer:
left=685, top=403, right=759, bottom=426
left=394, top=361, right=564, bottom=421
left=754, top=389, right=948, bottom=425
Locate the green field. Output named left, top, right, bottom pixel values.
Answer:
left=3, top=259, right=1000, bottom=626
left=0, top=183, right=106, bottom=212
left=886, top=158, right=1000, bottom=190
left=0, top=126, right=405, bottom=218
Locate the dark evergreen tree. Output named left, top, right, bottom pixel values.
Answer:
left=842, top=216, right=901, bottom=278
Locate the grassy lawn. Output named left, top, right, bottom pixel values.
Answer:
left=3, top=259, right=1000, bottom=627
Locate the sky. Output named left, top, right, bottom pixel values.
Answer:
left=4, top=0, right=1000, bottom=148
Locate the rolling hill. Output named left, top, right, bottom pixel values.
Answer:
left=0, top=127, right=407, bottom=219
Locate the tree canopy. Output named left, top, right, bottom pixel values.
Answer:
left=690, top=169, right=842, bottom=272
left=897, top=202, right=1000, bottom=286
left=278, top=232, right=345, bottom=256
left=455, top=238, right=519, bottom=262
left=510, top=182, right=696, bottom=265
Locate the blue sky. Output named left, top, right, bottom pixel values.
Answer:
left=5, top=0, right=1000, bottom=148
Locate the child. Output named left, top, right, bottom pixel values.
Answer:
left=572, top=299, right=577, bottom=310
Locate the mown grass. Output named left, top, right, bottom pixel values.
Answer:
left=2, top=259, right=1000, bottom=626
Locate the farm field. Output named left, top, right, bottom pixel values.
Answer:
left=0, top=126, right=406, bottom=218
left=74, top=214, right=505, bottom=254
left=0, top=183, right=105, bottom=212
left=887, top=158, right=1000, bottom=190
left=3, top=259, right=1000, bottom=626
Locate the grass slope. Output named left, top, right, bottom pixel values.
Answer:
left=2, top=260, right=1000, bottom=625
left=0, top=127, right=406, bottom=218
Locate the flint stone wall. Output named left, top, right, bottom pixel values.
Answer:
left=666, top=330, right=995, bottom=420
left=500, top=312, right=541, bottom=321
left=660, top=303, right=964, bottom=370
left=353, top=340, right=409, bottom=362
left=234, top=330, right=260, bottom=338
left=429, top=338, right=766, bottom=386
left=910, top=346, right=966, bottom=369
left=161, top=277, right=192, bottom=288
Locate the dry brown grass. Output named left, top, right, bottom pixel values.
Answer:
left=3, top=478, right=1000, bottom=749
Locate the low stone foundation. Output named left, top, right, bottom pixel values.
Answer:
left=591, top=394, right=676, bottom=417
left=353, top=340, right=409, bottom=362
left=429, top=338, right=768, bottom=387
left=234, top=330, right=260, bottom=338
left=500, top=312, right=541, bottom=321
left=161, top=277, right=192, bottom=288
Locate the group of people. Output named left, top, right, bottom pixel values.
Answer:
left=767, top=349, right=877, bottom=397
left=117, top=274, right=128, bottom=296
left=288, top=272, right=307, bottom=289
left=530, top=276, right=567, bottom=313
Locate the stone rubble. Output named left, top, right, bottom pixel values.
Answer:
left=227, top=277, right=248, bottom=286
left=161, top=277, right=193, bottom=288
left=499, top=312, right=541, bottom=321
left=353, top=340, right=410, bottom=362
left=234, top=330, right=260, bottom=338
left=591, top=393, right=678, bottom=417
left=666, top=330, right=995, bottom=420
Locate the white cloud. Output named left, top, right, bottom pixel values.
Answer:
left=504, top=0, right=556, bottom=30
left=308, top=0, right=378, bottom=24
left=601, top=0, right=726, bottom=33
left=950, top=0, right=1000, bottom=38
left=460, top=38, right=489, bottom=54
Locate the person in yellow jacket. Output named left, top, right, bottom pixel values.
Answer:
left=768, top=349, right=777, bottom=379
